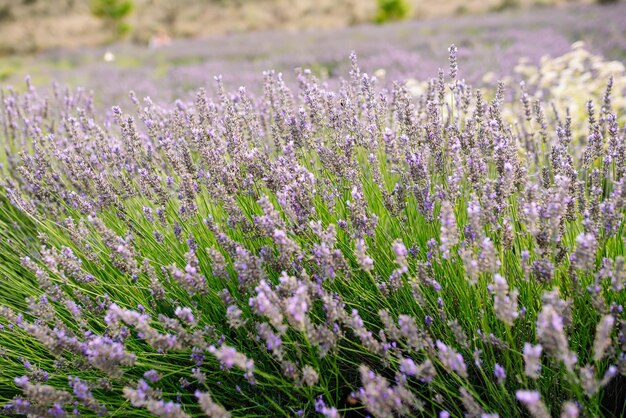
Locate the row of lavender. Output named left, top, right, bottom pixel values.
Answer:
left=13, top=2, right=626, bottom=108
left=0, top=44, right=625, bottom=417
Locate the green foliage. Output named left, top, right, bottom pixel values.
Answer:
left=374, top=0, right=411, bottom=24
left=90, top=0, right=134, bottom=37
left=90, top=0, right=134, bottom=20
left=0, top=5, right=13, bottom=22
left=489, top=0, right=520, bottom=13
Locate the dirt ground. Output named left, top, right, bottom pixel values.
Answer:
left=0, top=0, right=594, bottom=55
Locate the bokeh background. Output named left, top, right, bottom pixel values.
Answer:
left=0, top=0, right=624, bottom=107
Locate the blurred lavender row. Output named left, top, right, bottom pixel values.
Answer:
left=5, top=2, right=625, bottom=108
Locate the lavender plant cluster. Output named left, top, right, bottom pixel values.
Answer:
left=0, top=40, right=625, bottom=418
left=11, top=2, right=626, bottom=108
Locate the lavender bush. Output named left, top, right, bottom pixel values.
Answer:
left=0, top=43, right=625, bottom=417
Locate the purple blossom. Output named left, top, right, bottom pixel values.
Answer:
left=435, top=340, right=468, bottom=378
left=516, top=390, right=550, bottom=418
left=493, top=363, right=506, bottom=384
left=523, top=343, right=543, bottom=379
left=14, top=375, right=29, bottom=387
left=399, top=358, right=418, bottom=376
left=143, top=370, right=161, bottom=383
left=315, top=396, right=340, bottom=418
left=174, top=306, right=195, bottom=325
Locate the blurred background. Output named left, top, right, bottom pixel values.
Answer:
left=0, top=0, right=609, bottom=53
left=0, top=0, right=623, bottom=106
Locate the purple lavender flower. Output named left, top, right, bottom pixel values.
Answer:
left=593, top=314, right=615, bottom=362
left=516, top=390, right=550, bottom=418
left=174, top=306, right=195, bottom=325
left=143, top=369, right=161, bottom=383
left=315, top=396, right=340, bottom=418
left=399, top=358, right=418, bottom=376
left=536, top=302, right=576, bottom=372
left=435, top=340, right=468, bottom=378
left=493, top=363, right=506, bottom=384
left=492, top=274, right=519, bottom=326
left=14, top=375, right=29, bottom=387
left=439, top=200, right=459, bottom=259
left=523, top=343, right=543, bottom=379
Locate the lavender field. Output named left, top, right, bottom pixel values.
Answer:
left=0, top=2, right=626, bottom=418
